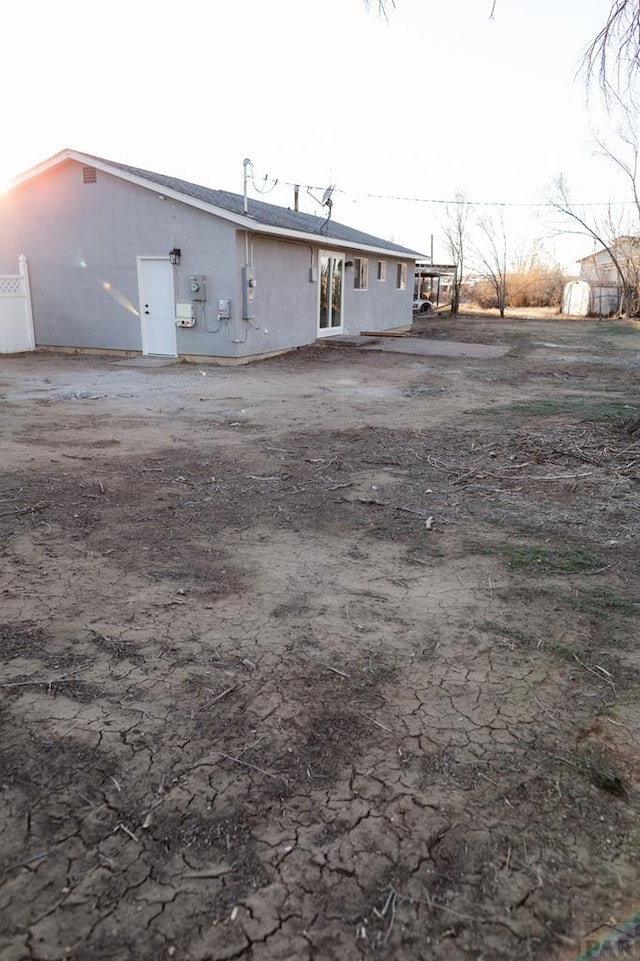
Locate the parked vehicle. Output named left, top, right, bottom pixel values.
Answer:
left=413, top=298, right=433, bottom=313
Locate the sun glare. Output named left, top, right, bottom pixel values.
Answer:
left=101, top=280, right=139, bottom=316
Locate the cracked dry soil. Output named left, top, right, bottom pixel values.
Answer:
left=1, top=311, right=640, bottom=961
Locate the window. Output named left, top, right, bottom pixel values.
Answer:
left=599, top=261, right=615, bottom=283
left=377, top=261, right=386, bottom=281
left=396, top=263, right=407, bottom=289
left=354, top=258, right=368, bottom=290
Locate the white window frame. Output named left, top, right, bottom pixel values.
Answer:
left=396, top=262, right=407, bottom=290
left=377, top=260, right=386, bottom=282
left=354, top=257, right=369, bottom=290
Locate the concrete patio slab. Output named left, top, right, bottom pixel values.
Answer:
left=362, top=337, right=510, bottom=359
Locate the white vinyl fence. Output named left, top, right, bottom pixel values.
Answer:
left=0, top=255, right=35, bottom=353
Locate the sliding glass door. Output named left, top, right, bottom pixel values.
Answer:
left=318, top=251, right=344, bottom=335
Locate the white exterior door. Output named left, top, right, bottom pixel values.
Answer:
left=137, top=257, right=177, bottom=356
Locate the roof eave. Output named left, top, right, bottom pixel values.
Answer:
left=8, top=149, right=426, bottom=260
left=7, top=148, right=80, bottom=188
left=241, top=222, right=426, bottom=259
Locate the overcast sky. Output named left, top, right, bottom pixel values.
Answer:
left=1, top=0, right=627, bottom=270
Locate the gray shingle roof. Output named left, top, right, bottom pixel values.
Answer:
left=87, top=154, right=422, bottom=258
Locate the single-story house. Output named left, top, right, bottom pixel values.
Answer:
left=0, top=149, right=425, bottom=362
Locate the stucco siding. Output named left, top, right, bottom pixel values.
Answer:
left=222, top=240, right=413, bottom=358
left=230, top=235, right=316, bottom=357
left=0, top=161, right=240, bottom=355
left=0, top=158, right=416, bottom=360
left=229, top=242, right=414, bottom=356
left=342, top=256, right=414, bottom=333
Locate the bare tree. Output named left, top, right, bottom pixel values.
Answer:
left=441, top=193, right=472, bottom=316
left=583, top=0, right=640, bottom=101
left=367, top=0, right=640, bottom=101
left=548, top=98, right=640, bottom=316
left=595, top=96, right=640, bottom=223
left=549, top=175, right=639, bottom=316
left=369, top=1, right=499, bottom=18
left=474, top=214, right=508, bottom=318
left=364, top=0, right=396, bottom=18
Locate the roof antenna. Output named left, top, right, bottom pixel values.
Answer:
left=243, top=158, right=252, bottom=214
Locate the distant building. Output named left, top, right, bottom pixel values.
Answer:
left=414, top=261, right=457, bottom=308
left=564, top=236, right=640, bottom=317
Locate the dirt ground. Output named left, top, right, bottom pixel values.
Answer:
left=1, top=309, right=639, bottom=961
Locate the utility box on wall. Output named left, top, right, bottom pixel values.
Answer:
left=218, top=299, right=232, bottom=320
left=189, top=275, right=207, bottom=301
left=175, top=303, right=195, bottom=328
left=242, top=265, right=256, bottom=320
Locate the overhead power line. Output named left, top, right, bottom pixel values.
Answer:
left=353, top=193, right=635, bottom=208
left=247, top=162, right=636, bottom=209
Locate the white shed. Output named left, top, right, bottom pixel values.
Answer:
left=562, top=280, right=590, bottom=317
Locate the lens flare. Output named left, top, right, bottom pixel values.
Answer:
left=101, top=280, right=139, bottom=316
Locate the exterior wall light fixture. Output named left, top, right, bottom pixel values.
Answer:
left=169, top=248, right=181, bottom=265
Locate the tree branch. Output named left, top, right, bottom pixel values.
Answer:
left=582, top=0, right=640, bottom=101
